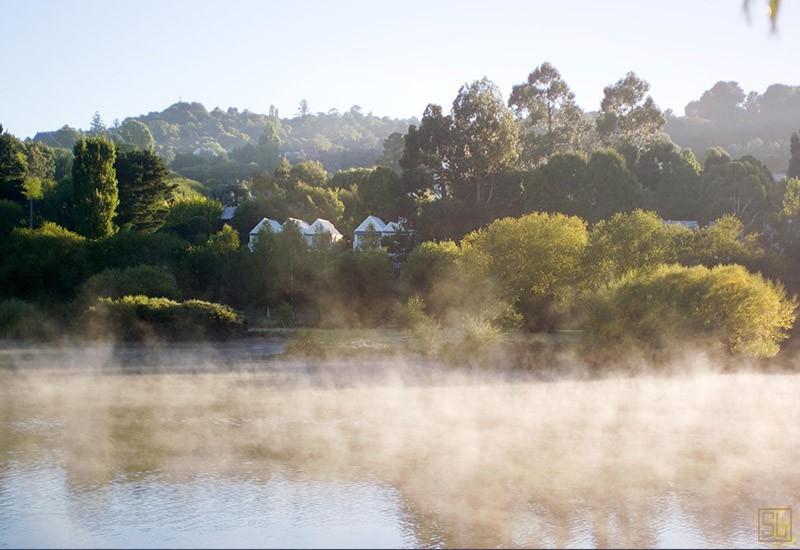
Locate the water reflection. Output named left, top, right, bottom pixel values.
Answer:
left=0, top=352, right=797, bottom=548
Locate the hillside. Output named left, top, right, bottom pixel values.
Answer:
left=34, top=102, right=418, bottom=173
left=666, top=82, right=800, bottom=173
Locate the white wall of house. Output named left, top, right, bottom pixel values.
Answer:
left=248, top=218, right=283, bottom=251
left=352, top=216, right=411, bottom=250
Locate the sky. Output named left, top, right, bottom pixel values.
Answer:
left=1, top=0, right=799, bottom=138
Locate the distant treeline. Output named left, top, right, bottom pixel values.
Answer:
left=29, top=76, right=800, bottom=179
left=666, top=81, right=800, bottom=172
left=33, top=102, right=417, bottom=176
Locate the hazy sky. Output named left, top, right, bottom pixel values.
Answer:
left=1, top=0, right=798, bottom=138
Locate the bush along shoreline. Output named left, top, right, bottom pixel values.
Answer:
left=0, top=296, right=246, bottom=342
left=86, top=296, right=246, bottom=341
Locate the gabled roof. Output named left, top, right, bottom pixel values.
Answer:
left=249, top=218, right=283, bottom=235
left=354, top=215, right=386, bottom=233
left=382, top=221, right=402, bottom=233
left=284, top=218, right=310, bottom=232
left=307, top=218, right=343, bottom=238
left=220, top=206, right=238, bottom=220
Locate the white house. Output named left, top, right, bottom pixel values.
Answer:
left=304, top=218, right=343, bottom=247
left=248, top=218, right=283, bottom=251
left=382, top=221, right=403, bottom=235
left=248, top=217, right=344, bottom=251
left=352, top=216, right=411, bottom=250
left=353, top=216, right=386, bottom=250
left=284, top=217, right=310, bottom=233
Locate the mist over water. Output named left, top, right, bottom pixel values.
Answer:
left=0, top=342, right=798, bottom=548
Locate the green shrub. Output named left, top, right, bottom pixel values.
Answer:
left=81, top=265, right=181, bottom=300
left=585, top=264, right=797, bottom=359
left=89, top=295, right=245, bottom=340
left=0, top=200, right=25, bottom=236
left=402, top=240, right=463, bottom=316
left=460, top=315, right=504, bottom=353
left=0, top=223, right=89, bottom=301
left=391, top=296, right=429, bottom=329
left=460, top=212, right=589, bottom=330
left=160, top=196, right=223, bottom=243
left=89, top=229, right=188, bottom=271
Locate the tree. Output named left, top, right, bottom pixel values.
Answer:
left=583, top=209, right=683, bottom=288
left=585, top=264, right=796, bottom=359
left=89, top=111, right=106, bottom=135
left=781, top=178, right=800, bottom=218
left=0, top=222, right=89, bottom=300
left=400, top=104, right=452, bottom=199
left=0, top=200, right=25, bottom=236
left=402, top=78, right=519, bottom=207
left=508, top=62, right=593, bottom=166
left=22, top=141, right=56, bottom=227
left=181, top=224, right=240, bottom=299
left=461, top=211, right=589, bottom=329
left=704, top=146, right=730, bottom=168
left=72, top=137, right=118, bottom=238
left=160, top=195, right=223, bottom=243
left=116, top=119, right=155, bottom=151
left=298, top=100, right=310, bottom=118
left=788, top=131, right=800, bottom=179
left=676, top=214, right=764, bottom=269
left=449, top=78, right=519, bottom=206
left=401, top=240, right=462, bottom=315
left=379, top=131, right=405, bottom=174
left=0, top=124, right=27, bottom=202
left=596, top=72, right=665, bottom=150
left=634, top=141, right=702, bottom=219
left=115, top=149, right=176, bottom=232
left=582, top=150, right=643, bottom=222
left=328, top=249, right=394, bottom=325
left=699, top=156, right=772, bottom=227
left=684, top=81, right=746, bottom=121
left=522, top=153, right=588, bottom=216
left=256, top=119, right=282, bottom=172
left=285, top=160, right=328, bottom=188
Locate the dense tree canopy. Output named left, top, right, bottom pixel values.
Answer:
left=461, top=212, right=588, bottom=329
left=72, top=137, right=118, bottom=238
left=402, top=79, right=518, bottom=208
left=0, top=125, right=28, bottom=202
left=789, top=131, right=800, bottom=179
left=698, top=155, right=772, bottom=226
left=115, top=149, right=175, bottom=232
left=116, top=119, right=155, bottom=151
left=509, top=62, right=592, bottom=167
left=596, top=72, right=665, bottom=150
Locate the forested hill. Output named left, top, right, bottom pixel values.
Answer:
left=666, top=82, right=800, bottom=173
left=33, top=102, right=418, bottom=172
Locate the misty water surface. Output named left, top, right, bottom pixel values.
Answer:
left=0, top=342, right=797, bottom=548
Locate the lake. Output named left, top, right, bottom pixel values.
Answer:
left=0, top=342, right=797, bottom=548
